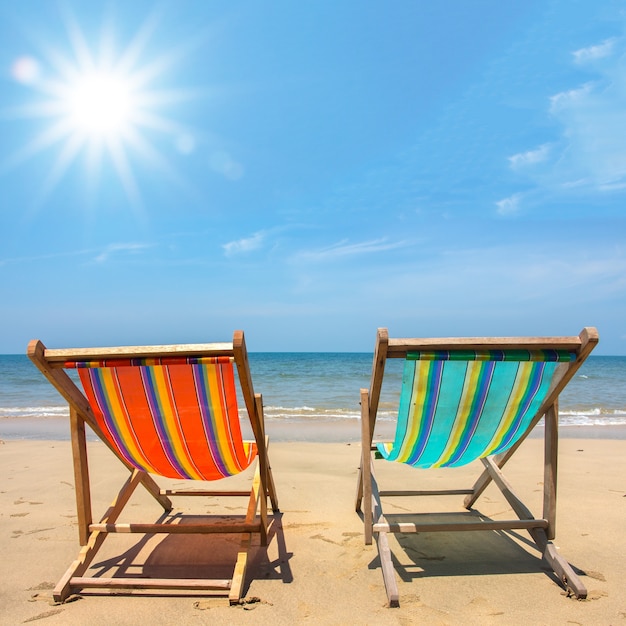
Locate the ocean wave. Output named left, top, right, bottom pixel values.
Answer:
left=266, top=405, right=317, bottom=412
left=263, top=406, right=360, bottom=421
left=559, top=415, right=626, bottom=426
left=2, top=404, right=625, bottom=427
left=558, top=407, right=626, bottom=426
left=560, top=408, right=626, bottom=417
left=0, top=406, right=69, bottom=418
left=262, top=406, right=398, bottom=422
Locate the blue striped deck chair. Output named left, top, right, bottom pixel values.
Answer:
left=28, top=331, right=279, bottom=604
left=356, top=327, right=598, bottom=607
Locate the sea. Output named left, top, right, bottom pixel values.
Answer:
left=1, top=353, right=625, bottom=441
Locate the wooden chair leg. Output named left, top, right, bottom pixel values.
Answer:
left=360, top=389, right=373, bottom=545
left=532, top=528, right=587, bottom=599
left=355, top=464, right=364, bottom=512
left=375, top=529, right=399, bottom=608
left=264, top=437, right=279, bottom=513
left=543, top=401, right=558, bottom=540
left=229, top=538, right=250, bottom=603
left=70, top=408, right=92, bottom=546
left=53, top=470, right=145, bottom=601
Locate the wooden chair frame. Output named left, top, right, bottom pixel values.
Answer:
left=28, top=330, right=279, bottom=603
left=356, top=327, right=598, bottom=607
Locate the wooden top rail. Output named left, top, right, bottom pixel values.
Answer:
left=29, top=341, right=234, bottom=366
left=384, top=327, right=598, bottom=358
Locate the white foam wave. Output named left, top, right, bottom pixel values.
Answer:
left=264, top=406, right=361, bottom=421
left=0, top=406, right=68, bottom=418
left=3, top=405, right=625, bottom=427
left=560, top=408, right=626, bottom=417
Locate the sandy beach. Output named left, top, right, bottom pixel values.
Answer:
left=1, top=434, right=625, bottom=625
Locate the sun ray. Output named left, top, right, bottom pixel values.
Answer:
left=116, top=10, right=162, bottom=75
left=122, top=125, right=187, bottom=189
left=42, top=134, right=86, bottom=195
left=1, top=119, right=71, bottom=172
left=63, top=8, right=97, bottom=74
left=106, top=137, right=144, bottom=218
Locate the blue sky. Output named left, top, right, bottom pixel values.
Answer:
left=1, top=0, right=624, bottom=353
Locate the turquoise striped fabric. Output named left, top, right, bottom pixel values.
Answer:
left=377, top=351, right=573, bottom=468
left=406, top=349, right=575, bottom=362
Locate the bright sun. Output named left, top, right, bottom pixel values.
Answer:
left=8, top=10, right=195, bottom=210
left=67, top=72, right=133, bottom=135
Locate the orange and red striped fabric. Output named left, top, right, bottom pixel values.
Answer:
left=74, top=357, right=256, bottom=481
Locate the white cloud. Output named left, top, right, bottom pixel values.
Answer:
left=509, top=37, right=626, bottom=195
left=549, top=83, right=594, bottom=112
left=222, top=231, right=265, bottom=256
left=94, top=243, right=151, bottom=263
left=495, top=193, right=522, bottom=216
left=297, top=238, right=407, bottom=262
left=549, top=80, right=626, bottom=187
left=573, top=38, right=616, bottom=64
left=508, top=144, right=551, bottom=170
left=0, top=243, right=151, bottom=266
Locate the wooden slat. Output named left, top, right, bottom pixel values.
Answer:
left=160, top=490, right=253, bottom=497
left=373, top=519, right=548, bottom=534
left=89, top=522, right=261, bottom=534
left=380, top=489, right=473, bottom=497
left=386, top=335, right=584, bottom=357
left=42, top=342, right=233, bottom=364
left=71, top=577, right=231, bottom=591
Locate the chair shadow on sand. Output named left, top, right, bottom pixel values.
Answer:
left=367, top=510, right=586, bottom=588
left=82, top=511, right=293, bottom=599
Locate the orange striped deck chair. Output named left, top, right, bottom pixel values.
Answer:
left=356, top=327, right=598, bottom=607
left=28, top=331, right=278, bottom=603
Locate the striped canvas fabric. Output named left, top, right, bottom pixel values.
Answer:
left=73, top=357, right=257, bottom=481
left=377, top=350, right=574, bottom=468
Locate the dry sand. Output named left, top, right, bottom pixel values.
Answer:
left=1, top=436, right=625, bottom=625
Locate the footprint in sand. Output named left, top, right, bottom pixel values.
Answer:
left=22, top=609, right=64, bottom=623
left=28, top=582, right=55, bottom=591
left=298, top=601, right=311, bottom=618
left=310, top=533, right=342, bottom=546
left=467, top=596, right=505, bottom=617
